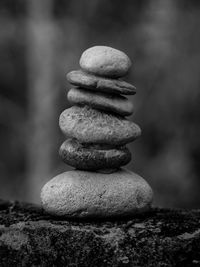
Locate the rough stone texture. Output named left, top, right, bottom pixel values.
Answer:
left=59, top=139, right=131, bottom=170
left=79, top=46, right=132, bottom=78
left=67, top=87, right=134, bottom=116
left=0, top=200, right=200, bottom=266
left=67, top=70, right=136, bottom=95
left=41, top=169, right=153, bottom=218
left=59, top=106, right=141, bottom=145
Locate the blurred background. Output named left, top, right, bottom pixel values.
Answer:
left=0, top=0, right=200, bottom=208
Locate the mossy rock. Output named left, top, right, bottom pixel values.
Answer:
left=0, top=199, right=200, bottom=266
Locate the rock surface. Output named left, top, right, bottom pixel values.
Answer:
left=59, top=139, right=131, bottom=170
left=0, top=199, right=200, bottom=266
left=79, top=46, right=132, bottom=78
left=59, top=105, right=141, bottom=145
left=41, top=169, right=153, bottom=218
left=67, top=87, right=134, bottom=116
left=67, top=70, right=136, bottom=95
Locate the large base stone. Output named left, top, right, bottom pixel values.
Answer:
left=41, top=169, right=153, bottom=218
left=0, top=200, right=200, bottom=266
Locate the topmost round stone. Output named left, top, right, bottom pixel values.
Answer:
left=79, top=46, right=132, bottom=78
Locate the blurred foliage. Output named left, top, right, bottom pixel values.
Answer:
left=0, top=0, right=200, bottom=207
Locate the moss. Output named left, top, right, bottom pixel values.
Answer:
left=0, top=200, right=200, bottom=266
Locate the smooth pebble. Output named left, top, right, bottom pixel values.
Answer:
left=80, top=46, right=132, bottom=78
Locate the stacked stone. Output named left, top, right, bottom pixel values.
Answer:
left=41, top=46, right=153, bottom=218
left=60, top=46, right=139, bottom=172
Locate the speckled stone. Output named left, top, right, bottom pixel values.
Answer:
left=59, top=106, right=141, bottom=145
left=67, top=70, right=136, bottom=95
left=41, top=168, right=153, bottom=218
left=67, top=87, right=134, bottom=116
left=59, top=138, right=131, bottom=171
left=79, top=46, right=132, bottom=78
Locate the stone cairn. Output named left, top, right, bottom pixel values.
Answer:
left=41, top=46, right=153, bottom=218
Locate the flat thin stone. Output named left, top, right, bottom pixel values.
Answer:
left=59, top=138, right=131, bottom=171
left=97, top=168, right=118, bottom=174
left=79, top=46, right=132, bottom=78
left=41, top=168, right=153, bottom=218
left=67, top=87, right=134, bottom=116
left=59, top=106, right=141, bottom=145
left=67, top=70, right=136, bottom=95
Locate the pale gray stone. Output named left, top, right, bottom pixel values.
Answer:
left=67, top=87, right=134, bottom=116
left=41, top=168, right=153, bottom=218
left=59, top=106, right=141, bottom=145
left=79, top=46, right=132, bottom=78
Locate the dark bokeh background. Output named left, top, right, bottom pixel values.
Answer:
left=0, top=0, right=200, bottom=207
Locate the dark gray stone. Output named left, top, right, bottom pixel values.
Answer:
left=66, top=70, right=136, bottom=95
left=59, top=138, right=131, bottom=170
left=67, top=87, right=134, bottom=116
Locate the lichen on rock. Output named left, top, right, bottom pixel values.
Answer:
left=0, top=200, right=200, bottom=266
